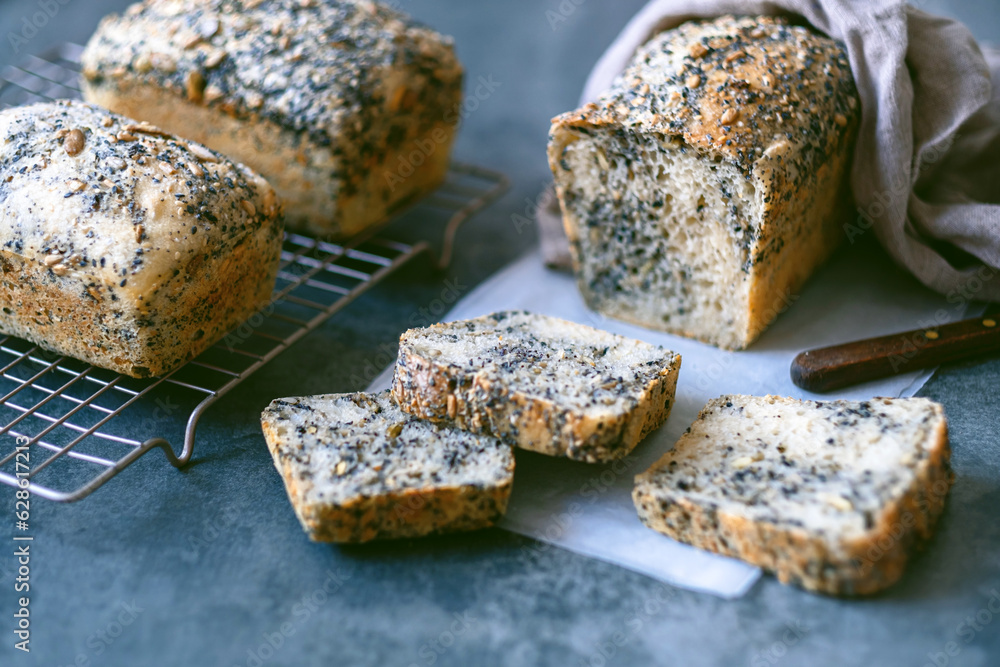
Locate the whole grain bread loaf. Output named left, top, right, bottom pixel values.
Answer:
left=82, top=0, right=463, bottom=238
left=392, top=311, right=682, bottom=463
left=548, top=15, right=859, bottom=349
left=633, top=395, right=952, bottom=595
left=0, top=100, right=283, bottom=377
left=261, top=390, right=514, bottom=543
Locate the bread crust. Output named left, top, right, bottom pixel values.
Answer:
left=81, top=0, right=463, bottom=238
left=0, top=101, right=282, bottom=377
left=633, top=400, right=953, bottom=595
left=551, top=16, right=856, bottom=177
left=82, top=79, right=456, bottom=239
left=391, top=315, right=682, bottom=463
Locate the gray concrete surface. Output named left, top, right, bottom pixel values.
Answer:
left=0, top=1, right=997, bottom=665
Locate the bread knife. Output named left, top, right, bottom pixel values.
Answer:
left=791, top=309, right=1000, bottom=392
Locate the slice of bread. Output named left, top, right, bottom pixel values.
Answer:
left=633, top=395, right=952, bottom=595
left=261, top=391, right=514, bottom=543
left=392, top=311, right=682, bottom=463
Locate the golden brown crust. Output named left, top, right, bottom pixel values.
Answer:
left=297, top=486, right=513, bottom=544
left=0, top=224, right=277, bottom=377
left=551, top=15, right=856, bottom=177
left=633, top=405, right=952, bottom=596
left=83, top=79, right=456, bottom=239
left=742, top=138, right=854, bottom=346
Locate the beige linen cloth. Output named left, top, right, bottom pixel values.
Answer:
left=539, top=0, right=1000, bottom=303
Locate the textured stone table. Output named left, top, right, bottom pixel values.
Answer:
left=0, top=1, right=997, bottom=665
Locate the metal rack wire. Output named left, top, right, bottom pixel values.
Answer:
left=0, top=43, right=509, bottom=502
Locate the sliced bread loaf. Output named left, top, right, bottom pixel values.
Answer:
left=391, top=311, right=682, bottom=463
left=261, top=391, right=514, bottom=543
left=633, top=395, right=952, bottom=595
left=548, top=15, right=859, bottom=349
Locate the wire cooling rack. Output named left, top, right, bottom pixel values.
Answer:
left=0, top=43, right=509, bottom=502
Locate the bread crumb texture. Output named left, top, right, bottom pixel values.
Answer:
left=634, top=395, right=953, bottom=595
left=261, top=390, right=514, bottom=543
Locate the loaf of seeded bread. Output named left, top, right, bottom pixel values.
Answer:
left=633, top=395, right=952, bottom=595
left=548, top=15, right=859, bottom=350
left=81, top=0, right=463, bottom=238
left=0, top=100, right=283, bottom=378
left=261, top=390, right=514, bottom=543
left=392, top=311, right=682, bottom=463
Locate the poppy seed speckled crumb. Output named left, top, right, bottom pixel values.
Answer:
left=633, top=395, right=952, bottom=595
left=261, top=391, right=514, bottom=543
left=392, top=311, right=682, bottom=463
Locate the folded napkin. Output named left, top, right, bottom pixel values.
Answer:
left=540, top=0, right=1000, bottom=302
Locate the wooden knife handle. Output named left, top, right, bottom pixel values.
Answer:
left=791, top=314, right=1000, bottom=392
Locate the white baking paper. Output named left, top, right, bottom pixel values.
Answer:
left=370, top=240, right=972, bottom=598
